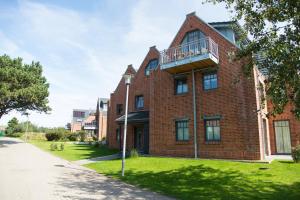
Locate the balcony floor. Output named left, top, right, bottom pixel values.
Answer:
left=161, top=53, right=219, bottom=74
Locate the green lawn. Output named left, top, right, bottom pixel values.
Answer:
left=86, top=157, right=300, bottom=200
left=30, top=140, right=119, bottom=161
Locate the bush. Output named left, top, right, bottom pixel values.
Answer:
left=50, top=143, right=58, bottom=151
left=7, top=132, right=23, bottom=138
left=67, top=132, right=78, bottom=141
left=129, top=149, right=139, bottom=158
left=78, top=131, right=87, bottom=142
left=60, top=143, right=65, bottom=151
left=94, top=141, right=100, bottom=148
left=292, top=145, right=300, bottom=163
left=45, top=128, right=70, bottom=141
left=45, top=131, right=63, bottom=141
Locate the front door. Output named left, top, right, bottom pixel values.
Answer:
left=274, top=121, right=292, bottom=154
left=134, top=126, right=144, bottom=152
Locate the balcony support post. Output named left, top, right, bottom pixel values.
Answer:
left=192, top=69, right=198, bottom=158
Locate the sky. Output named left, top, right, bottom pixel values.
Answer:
left=0, top=0, right=231, bottom=127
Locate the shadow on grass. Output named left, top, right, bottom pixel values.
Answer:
left=69, top=144, right=119, bottom=158
left=104, top=165, right=300, bottom=200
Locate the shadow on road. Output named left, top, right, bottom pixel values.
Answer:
left=54, top=166, right=171, bottom=200
left=0, top=137, right=22, bottom=148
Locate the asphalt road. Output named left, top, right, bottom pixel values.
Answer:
left=0, top=137, right=173, bottom=200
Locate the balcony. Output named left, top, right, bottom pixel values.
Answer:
left=83, top=122, right=96, bottom=130
left=160, top=37, right=219, bottom=73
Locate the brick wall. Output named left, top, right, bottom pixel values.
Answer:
left=267, top=103, right=300, bottom=154
left=107, top=48, right=160, bottom=150
left=149, top=14, right=260, bottom=160
left=107, top=13, right=263, bottom=160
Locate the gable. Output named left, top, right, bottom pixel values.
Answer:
left=134, top=46, right=160, bottom=79
left=168, top=12, right=238, bottom=50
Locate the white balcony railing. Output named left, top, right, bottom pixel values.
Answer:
left=160, top=37, right=219, bottom=65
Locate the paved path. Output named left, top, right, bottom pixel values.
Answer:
left=0, top=137, right=173, bottom=200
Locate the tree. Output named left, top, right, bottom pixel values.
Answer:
left=0, top=54, right=51, bottom=119
left=206, top=0, right=300, bottom=118
left=5, top=117, right=19, bottom=135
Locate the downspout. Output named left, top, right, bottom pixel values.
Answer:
left=192, top=69, right=198, bottom=158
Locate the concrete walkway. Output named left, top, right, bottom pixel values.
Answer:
left=73, top=153, right=121, bottom=165
left=0, top=137, right=173, bottom=200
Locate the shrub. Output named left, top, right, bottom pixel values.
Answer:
left=67, top=132, right=78, bottom=141
left=50, top=143, right=58, bottom=151
left=92, top=135, right=98, bottom=141
left=45, top=131, right=63, bottom=141
left=129, top=149, right=139, bottom=158
left=292, top=145, right=300, bottom=163
left=94, top=141, right=100, bottom=148
left=78, top=131, right=87, bottom=142
left=60, top=143, right=65, bottom=151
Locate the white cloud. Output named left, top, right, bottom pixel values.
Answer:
left=0, top=0, right=230, bottom=127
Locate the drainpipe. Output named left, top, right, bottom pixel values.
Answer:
left=192, top=69, right=198, bottom=158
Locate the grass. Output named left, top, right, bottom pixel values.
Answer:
left=29, top=140, right=119, bottom=161
left=86, top=157, right=300, bottom=200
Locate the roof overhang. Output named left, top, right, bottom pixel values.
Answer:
left=116, top=111, right=149, bottom=124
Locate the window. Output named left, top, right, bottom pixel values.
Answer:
left=175, top=78, right=188, bottom=94
left=116, top=104, right=123, bottom=115
left=73, top=111, right=85, bottom=118
left=205, top=119, right=220, bottom=141
left=116, top=128, right=120, bottom=142
left=145, top=59, right=158, bottom=76
left=181, top=30, right=205, bottom=44
left=203, top=73, right=218, bottom=90
left=176, top=120, right=189, bottom=141
left=135, top=95, right=144, bottom=109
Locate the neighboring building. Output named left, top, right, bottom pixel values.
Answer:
left=95, top=98, right=108, bottom=140
left=71, top=109, right=95, bottom=133
left=107, top=12, right=300, bottom=160
left=71, top=98, right=108, bottom=140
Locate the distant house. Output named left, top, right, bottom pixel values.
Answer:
left=71, top=98, right=108, bottom=140
left=106, top=12, right=300, bottom=160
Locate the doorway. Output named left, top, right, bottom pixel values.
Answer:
left=274, top=121, right=292, bottom=154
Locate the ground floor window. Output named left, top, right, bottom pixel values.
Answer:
left=205, top=119, right=220, bottom=141
left=176, top=120, right=189, bottom=141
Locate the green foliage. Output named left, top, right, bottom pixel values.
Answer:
left=60, top=143, right=65, bottom=151
left=30, top=140, right=119, bottom=161
left=87, top=158, right=300, bottom=200
left=292, top=145, right=300, bottom=163
left=129, top=149, right=139, bottom=158
left=5, top=117, right=20, bottom=136
left=50, top=143, right=58, bottom=151
left=45, top=128, right=69, bottom=141
left=66, top=132, right=78, bottom=141
left=7, top=132, right=23, bottom=138
left=78, top=131, right=87, bottom=142
left=206, top=0, right=300, bottom=119
left=94, top=141, right=100, bottom=148
left=0, top=54, right=51, bottom=119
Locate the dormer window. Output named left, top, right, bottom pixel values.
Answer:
left=145, top=59, right=158, bottom=76
left=181, top=30, right=205, bottom=44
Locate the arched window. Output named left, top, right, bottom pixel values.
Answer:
left=181, top=30, right=206, bottom=55
left=181, top=30, right=206, bottom=44
left=145, top=59, right=158, bottom=76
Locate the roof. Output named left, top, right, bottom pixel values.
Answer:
left=99, top=98, right=109, bottom=104
left=116, top=111, right=149, bottom=124
left=208, top=21, right=237, bottom=27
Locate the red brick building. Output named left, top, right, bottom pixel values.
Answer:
left=107, top=12, right=300, bottom=160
